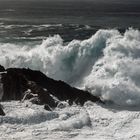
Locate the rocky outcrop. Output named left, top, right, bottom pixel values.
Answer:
left=0, top=65, right=5, bottom=115
left=0, top=66, right=102, bottom=111
left=1, top=68, right=27, bottom=101
left=0, top=65, right=5, bottom=72
left=27, top=81, right=58, bottom=107
left=0, top=104, right=5, bottom=116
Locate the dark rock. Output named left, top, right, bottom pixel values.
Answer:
left=27, top=81, right=58, bottom=107
left=29, top=97, right=40, bottom=104
left=44, top=104, right=53, bottom=111
left=1, top=66, right=102, bottom=108
left=1, top=69, right=28, bottom=100
left=0, top=65, right=5, bottom=72
left=0, top=104, right=5, bottom=116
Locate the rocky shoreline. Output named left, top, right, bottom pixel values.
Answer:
left=0, top=65, right=102, bottom=116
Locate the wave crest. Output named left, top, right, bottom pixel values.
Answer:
left=84, top=28, right=140, bottom=106
left=1, top=28, right=140, bottom=106
left=0, top=29, right=118, bottom=84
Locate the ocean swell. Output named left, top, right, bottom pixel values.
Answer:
left=1, top=28, right=140, bottom=106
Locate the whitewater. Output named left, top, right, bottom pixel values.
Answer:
left=1, top=28, right=140, bottom=139
left=1, top=28, right=140, bottom=106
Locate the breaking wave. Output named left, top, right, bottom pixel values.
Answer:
left=0, top=29, right=116, bottom=83
left=1, top=28, right=140, bottom=106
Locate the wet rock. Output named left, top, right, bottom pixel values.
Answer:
left=44, top=104, right=53, bottom=111
left=1, top=69, right=28, bottom=100
left=0, top=104, right=5, bottom=116
left=27, top=81, right=58, bottom=107
left=0, top=66, right=102, bottom=107
left=0, top=65, right=5, bottom=72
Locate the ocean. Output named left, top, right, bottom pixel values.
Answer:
left=1, top=0, right=140, bottom=106
left=1, top=0, right=140, bottom=139
left=0, top=0, right=140, bottom=43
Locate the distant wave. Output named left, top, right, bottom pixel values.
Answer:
left=0, top=24, right=91, bottom=30
left=1, top=28, right=140, bottom=106
left=0, top=24, right=62, bottom=30
left=1, top=9, right=16, bottom=12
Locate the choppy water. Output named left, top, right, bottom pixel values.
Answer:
left=0, top=0, right=140, bottom=27
left=0, top=0, right=140, bottom=42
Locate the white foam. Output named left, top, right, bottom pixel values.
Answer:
left=84, top=28, right=140, bottom=106
left=48, top=110, right=91, bottom=131
left=1, top=101, right=140, bottom=139
left=0, top=29, right=118, bottom=84
left=1, top=28, right=140, bottom=106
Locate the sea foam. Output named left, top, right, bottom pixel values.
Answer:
left=0, top=29, right=118, bottom=83
left=84, top=28, right=140, bottom=106
left=1, top=28, right=140, bottom=106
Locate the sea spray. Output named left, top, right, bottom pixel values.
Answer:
left=0, top=29, right=118, bottom=84
left=1, top=28, right=140, bottom=106
left=84, top=28, right=140, bottom=106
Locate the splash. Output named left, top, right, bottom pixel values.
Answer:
left=84, top=28, right=140, bottom=106
left=1, top=28, right=140, bottom=106
left=0, top=29, right=118, bottom=84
